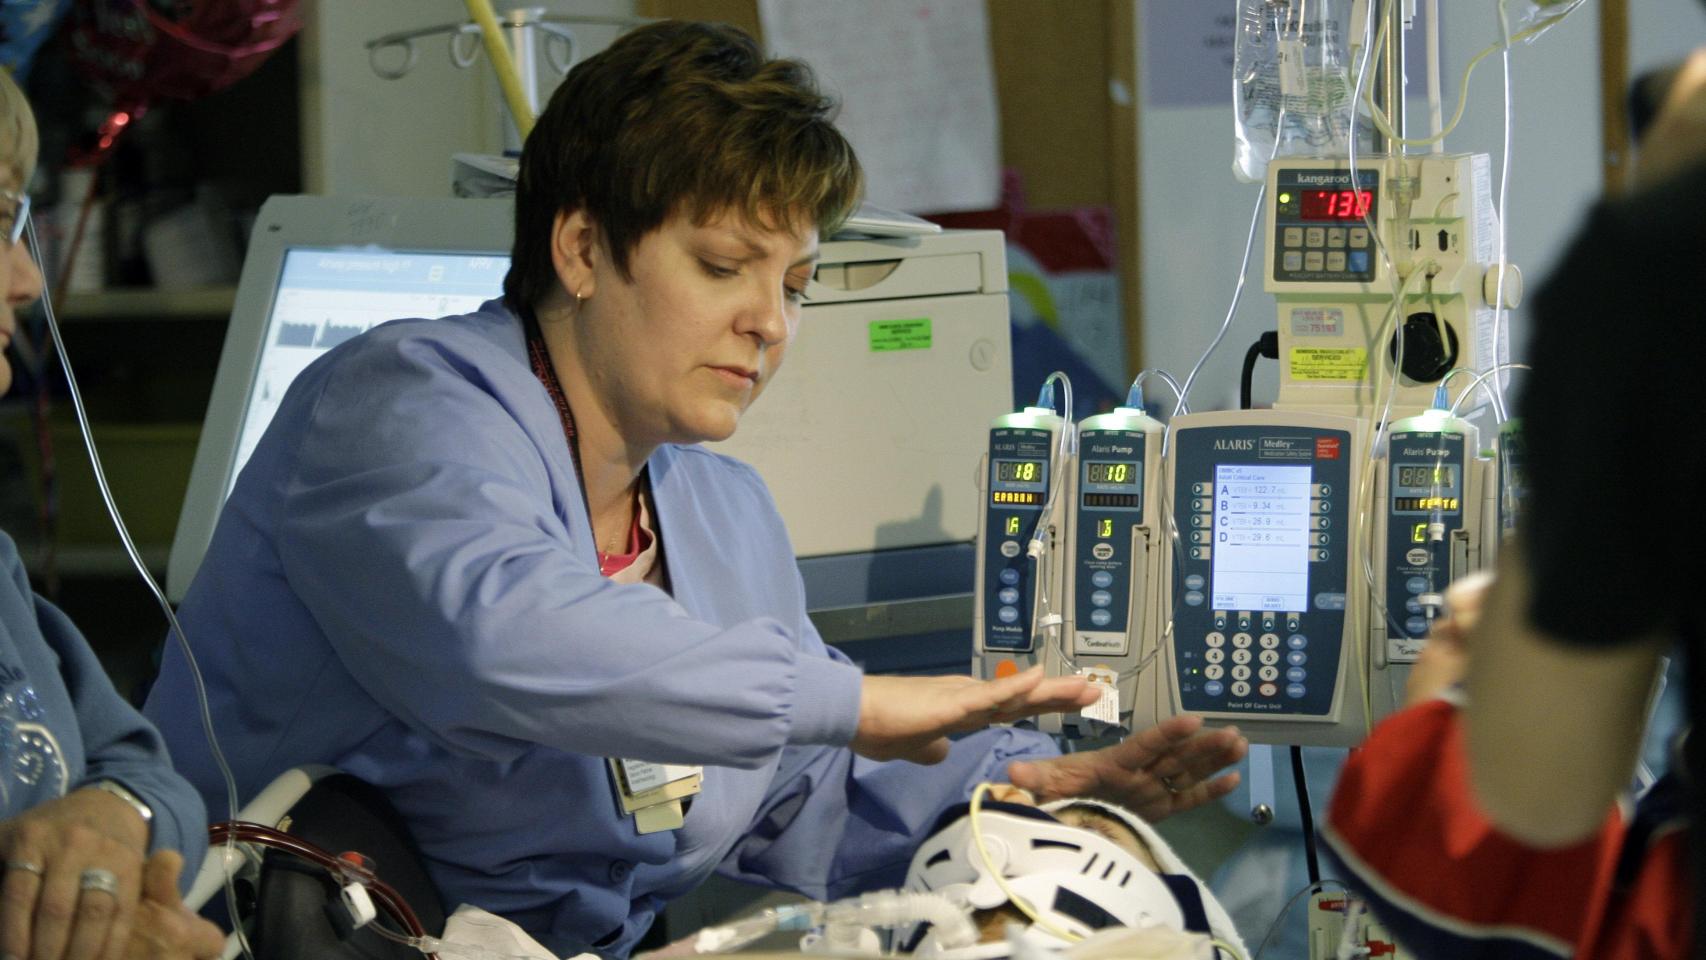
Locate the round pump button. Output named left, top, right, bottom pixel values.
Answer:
left=1092, top=571, right=1114, bottom=589
left=997, top=606, right=1019, bottom=624
left=1000, top=568, right=1021, bottom=586
left=998, top=588, right=1020, bottom=605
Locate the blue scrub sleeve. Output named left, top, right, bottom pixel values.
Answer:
left=275, top=333, right=862, bottom=769
left=718, top=724, right=1061, bottom=899
left=28, top=595, right=209, bottom=885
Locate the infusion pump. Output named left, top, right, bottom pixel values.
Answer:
left=973, top=403, right=1072, bottom=720
left=1136, top=410, right=1377, bottom=748
left=1367, top=406, right=1494, bottom=718
left=1056, top=408, right=1165, bottom=738
left=1264, top=153, right=1514, bottom=420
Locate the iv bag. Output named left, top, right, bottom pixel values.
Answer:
left=1231, top=0, right=1361, bottom=183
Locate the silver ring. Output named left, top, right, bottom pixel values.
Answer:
left=5, top=860, right=44, bottom=877
left=1160, top=775, right=1181, bottom=794
left=78, top=868, right=119, bottom=897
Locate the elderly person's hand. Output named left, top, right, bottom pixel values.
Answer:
left=1636, top=47, right=1706, bottom=189
left=120, top=851, right=224, bottom=960
left=0, top=786, right=152, bottom=960
left=1403, top=570, right=1494, bottom=707
left=851, top=668, right=1098, bottom=764
left=1004, top=715, right=1247, bottom=822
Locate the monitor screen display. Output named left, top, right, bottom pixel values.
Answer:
left=230, top=248, right=509, bottom=494
left=1210, top=463, right=1312, bottom=612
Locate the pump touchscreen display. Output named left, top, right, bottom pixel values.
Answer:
left=1210, top=464, right=1312, bottom=612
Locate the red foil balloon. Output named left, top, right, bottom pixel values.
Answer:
left=68, top=0, right=301, bottom=163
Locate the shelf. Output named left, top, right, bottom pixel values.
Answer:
left=57, top=287, right=238, bottom=322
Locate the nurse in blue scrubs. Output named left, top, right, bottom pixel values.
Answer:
left=144, top=20, right=1247, bottom=956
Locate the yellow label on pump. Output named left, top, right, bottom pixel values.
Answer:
left=1289, top=347, right=1368, bottom=381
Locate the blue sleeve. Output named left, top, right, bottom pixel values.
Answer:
left=27, top=595, right=208, bottom=884
left=274, top=332, right=862, bottom=768
left=717, top=647, right=1061, bottom=898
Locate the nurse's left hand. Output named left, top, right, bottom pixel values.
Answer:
left=1006, top=715, right=1247, bottom=822
left=853, top=667, right=1098, bottom=764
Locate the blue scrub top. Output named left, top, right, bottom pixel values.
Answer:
left=145, top=302, right=1056, bottom=955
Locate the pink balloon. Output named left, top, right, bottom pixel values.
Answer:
left=69, top=0, right=301, bottom=160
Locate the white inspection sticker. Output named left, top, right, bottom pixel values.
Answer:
left=1080, top=666, right=1121, bottom=725
left=1290, top=307, right=1344, bottom=337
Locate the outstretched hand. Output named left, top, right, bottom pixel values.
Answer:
left=852, top=667, right=1098, bottom=764
left=1006, top=714, right=1248, bottom=822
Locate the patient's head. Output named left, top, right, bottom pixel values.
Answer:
left=900, top=792, right=1237, bottom=957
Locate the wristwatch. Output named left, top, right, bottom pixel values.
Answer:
left=91, top=780, right=153, bottom=836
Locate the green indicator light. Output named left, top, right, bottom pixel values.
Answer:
left=1278, top=192, right=1292, bottom=204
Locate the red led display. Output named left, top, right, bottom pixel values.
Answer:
left=1300, top=189, right=1373, bottom=220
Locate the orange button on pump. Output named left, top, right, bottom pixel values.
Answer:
left=994, top=659, right=1021, bottom=678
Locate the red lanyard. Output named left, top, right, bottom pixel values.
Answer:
left=524, top=315, right=644, bottom=573
left=525, top=316, right=582, bottom=460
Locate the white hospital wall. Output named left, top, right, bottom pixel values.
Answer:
left=299, top=0, right=637, bottom=198
left=1135, top=3, right=1706, bottom=412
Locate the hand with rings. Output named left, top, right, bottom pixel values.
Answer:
left=0, top=786, right=150, bottom=960
left=1005, top=714, right=1248, bottom=822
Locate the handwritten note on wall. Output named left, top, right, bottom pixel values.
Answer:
left=758, top=0, right=1001, bottom=213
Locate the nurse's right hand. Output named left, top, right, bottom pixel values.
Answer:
left=852, top=667, right=1096, bottom=764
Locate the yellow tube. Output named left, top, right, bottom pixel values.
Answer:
left=463, top=0, right=536, bottom=141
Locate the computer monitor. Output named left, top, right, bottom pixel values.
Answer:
left=168, top=195, right=512, bottom=600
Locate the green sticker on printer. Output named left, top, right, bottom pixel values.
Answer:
left=869, top=318, right=933, bottom=352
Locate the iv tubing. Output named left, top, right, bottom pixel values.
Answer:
left=690, top=890, right=975, bottom=954
left=1448, top=362, right=1531, bottom=418
left=1358, top=1, right=1585, bottom=149
left=25, top=216, right=256, bottom=960
left=1169, top=0, right=1292, bottom=433
left=1425, top=0, right=1444, bottom=152
left=463, top=0, right=537, bottom=139
left=1131, top=368, right=1187, bottom=415
left=1489, top=0, right=1516, bottom=422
